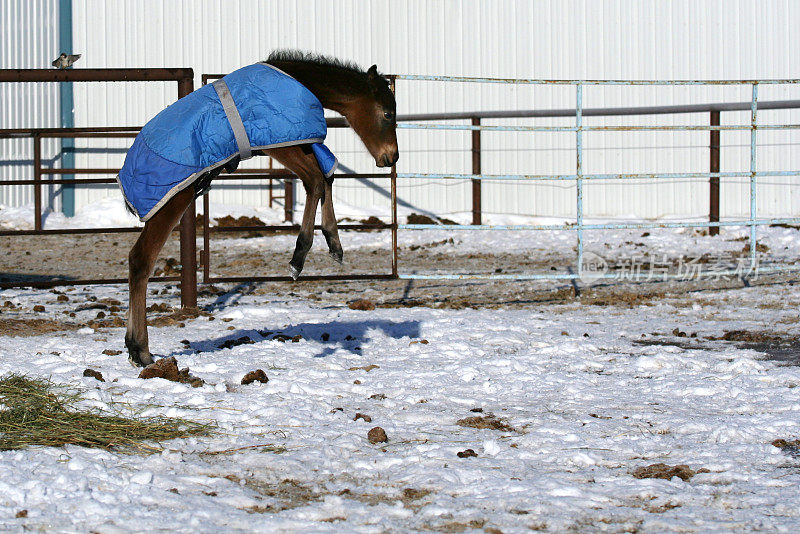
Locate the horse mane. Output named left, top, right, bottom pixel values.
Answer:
left=266, top=50, right=365, bottom=76
left=264, top=50, right=380, bottom=98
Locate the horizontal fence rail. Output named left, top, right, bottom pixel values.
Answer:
left=395, top=75, right=800, bottom=85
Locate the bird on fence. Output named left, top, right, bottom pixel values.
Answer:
left=52, top=53, right=81, bottom=69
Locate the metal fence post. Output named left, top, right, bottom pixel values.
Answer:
left=575, top=83, right=584, bottom=281
left=284, top=179, right=294, bottom=222
left=178, top=76, right=197, bottom=308
left=390, top=75, right=399, bottom=278
left=471, top=117, right=482, bottom=225
left=202, top=194, right=210, bottom=284
left=749, top=83, right=759, bottom=273
left=33, top=134, right=42, bottom=231
left=709, top=110, right=721, bottom=236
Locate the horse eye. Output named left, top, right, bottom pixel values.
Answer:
left=384, top=111, right=395, bottom=120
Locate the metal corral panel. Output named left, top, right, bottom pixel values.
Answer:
left=0, top=0, right=62, bottom=214
left=16, top=0, right=800, bottom=220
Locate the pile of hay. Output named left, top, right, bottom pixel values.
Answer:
left=0, top=374, right=209, bottom=452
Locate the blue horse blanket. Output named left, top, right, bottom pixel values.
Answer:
left=117, top=63, right=337, bottom=221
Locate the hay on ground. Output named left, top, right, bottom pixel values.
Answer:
left=0, top=374, right=210, bottom=452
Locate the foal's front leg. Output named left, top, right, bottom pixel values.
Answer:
left=320, top=176, right=343, bottom=264
left=126, top=187, right=194, bottom=367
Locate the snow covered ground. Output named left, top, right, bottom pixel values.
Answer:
left=2, top=199, right=800, bottom=532
left=2, top=274, right=800, bottom=532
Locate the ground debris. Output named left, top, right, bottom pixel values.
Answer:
left=740, top=242, right=770, bottom=254
left=401, top=488, right=431, bottom=502
left=146, top=302, right=173, bottom=313
left=0, top=318, right=80, bottom=337
left=233, top=477, right=320, bottom=513
left=241, top=369, right=269, bottom=385
left=708, top=330, right=796, bottom=343
left=218, top=335, right=256, bottom=350
left=456, top=414, right=515, bottom=432
left=349, top=364, right=379, bottom=372
left=354, top=413, right=372, bottom=422
left=0, top=374, right=207, bottom=451
left=271, top=333, right=302, bottom=343
left=102, top=349, right=121, bottom=356
left=457, top=448, right=478, bottom=458
left=425, top=519, right=486, bottom=532
left=82, top=369, right=105, bottom=382
left=138, top=357, right=204, bottom=387
left=772, top=438, right=800, bottom=451
left=348, top=298, right=376, bottom=311
left=152, top=257, right=181, bottom=276
left=148, top=307, right=208, bottom=327
left=632, top=463, right=709, bottom=482
left=368, top=426, right=388, bottom=444
left=407, top=213, right=457, bottom=226
left=86, top=315, right=126, bottom=329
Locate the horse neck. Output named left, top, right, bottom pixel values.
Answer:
left=268, top=61, right=368, bottom=115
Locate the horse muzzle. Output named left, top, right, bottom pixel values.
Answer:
left=377, top=152, right=399, bottom=167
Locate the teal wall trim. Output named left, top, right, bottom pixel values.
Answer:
left=59, top=0, right=75, bottom=216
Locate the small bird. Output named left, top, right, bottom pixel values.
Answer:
left=52, top=53, right=81, bottom=69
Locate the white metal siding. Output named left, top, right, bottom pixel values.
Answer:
left=8, top=0, right=800, bottom=221
left=0, top=0, right=62, bottom=213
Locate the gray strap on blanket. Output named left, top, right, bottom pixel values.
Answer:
left=212, top=79, right=252, bottom=160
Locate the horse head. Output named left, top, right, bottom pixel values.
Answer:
left=343, top=65, right=399, bottom=168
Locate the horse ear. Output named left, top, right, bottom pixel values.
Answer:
left=367, top=64, right=379, bottom=81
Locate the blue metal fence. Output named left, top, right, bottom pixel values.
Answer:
left=392, top=76, right=800, bottom=282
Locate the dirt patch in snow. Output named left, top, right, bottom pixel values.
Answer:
left=456, top=414, right=515, bottom=432
left=707, top=330, right=798, bottom=344
left=632, top=463, right=709, bottom=482
left=635, top=329, right=800, bottom=365
left=772, top=439, right=800, bottom=457
left=229, top=476, right=321, bottom=514
left=0, top=317, right=80, bottom=337
left=148, top=307, right=209, bottom=327
left=424, top=519, right=487, bottom=533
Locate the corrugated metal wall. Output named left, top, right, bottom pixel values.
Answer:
left=0, top=0, right=62, bottom=214
left=4, top=0, right=799, bottom=220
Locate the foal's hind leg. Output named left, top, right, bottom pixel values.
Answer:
left=266, top=145, right=327, bottom=279
left=321, top=176, right=343, bottom=264
left=126, top=187, right=194, bottom=367
left=289, top=175, right=324, bottom=279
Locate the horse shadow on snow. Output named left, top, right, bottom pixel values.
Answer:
left=169, top=319, right=422, bottom=359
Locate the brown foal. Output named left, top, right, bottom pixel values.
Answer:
left=125, top=52, right=398, bottom=367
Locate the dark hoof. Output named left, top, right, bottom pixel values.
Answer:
left=290, top=263, right=302, bottom=280
left=125, top=335, right=153, bottom=368
left=329, top=248, right=343, bottom=264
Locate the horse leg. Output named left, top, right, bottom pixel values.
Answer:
left=266, top=146, right=326, bottom=279
left=320, top=176, right=343, bottom=264
left=288, top=174, right=323, bottom=279
left=126, top=187, right=195, bottom=367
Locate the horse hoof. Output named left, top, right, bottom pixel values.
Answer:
left=329, top=249, right=343, bottom=264
left=125, top=336, right=153, bottom=368
left=290, top=264, right=301, bottom=280
left=127, top=351, right=153, bottom=368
